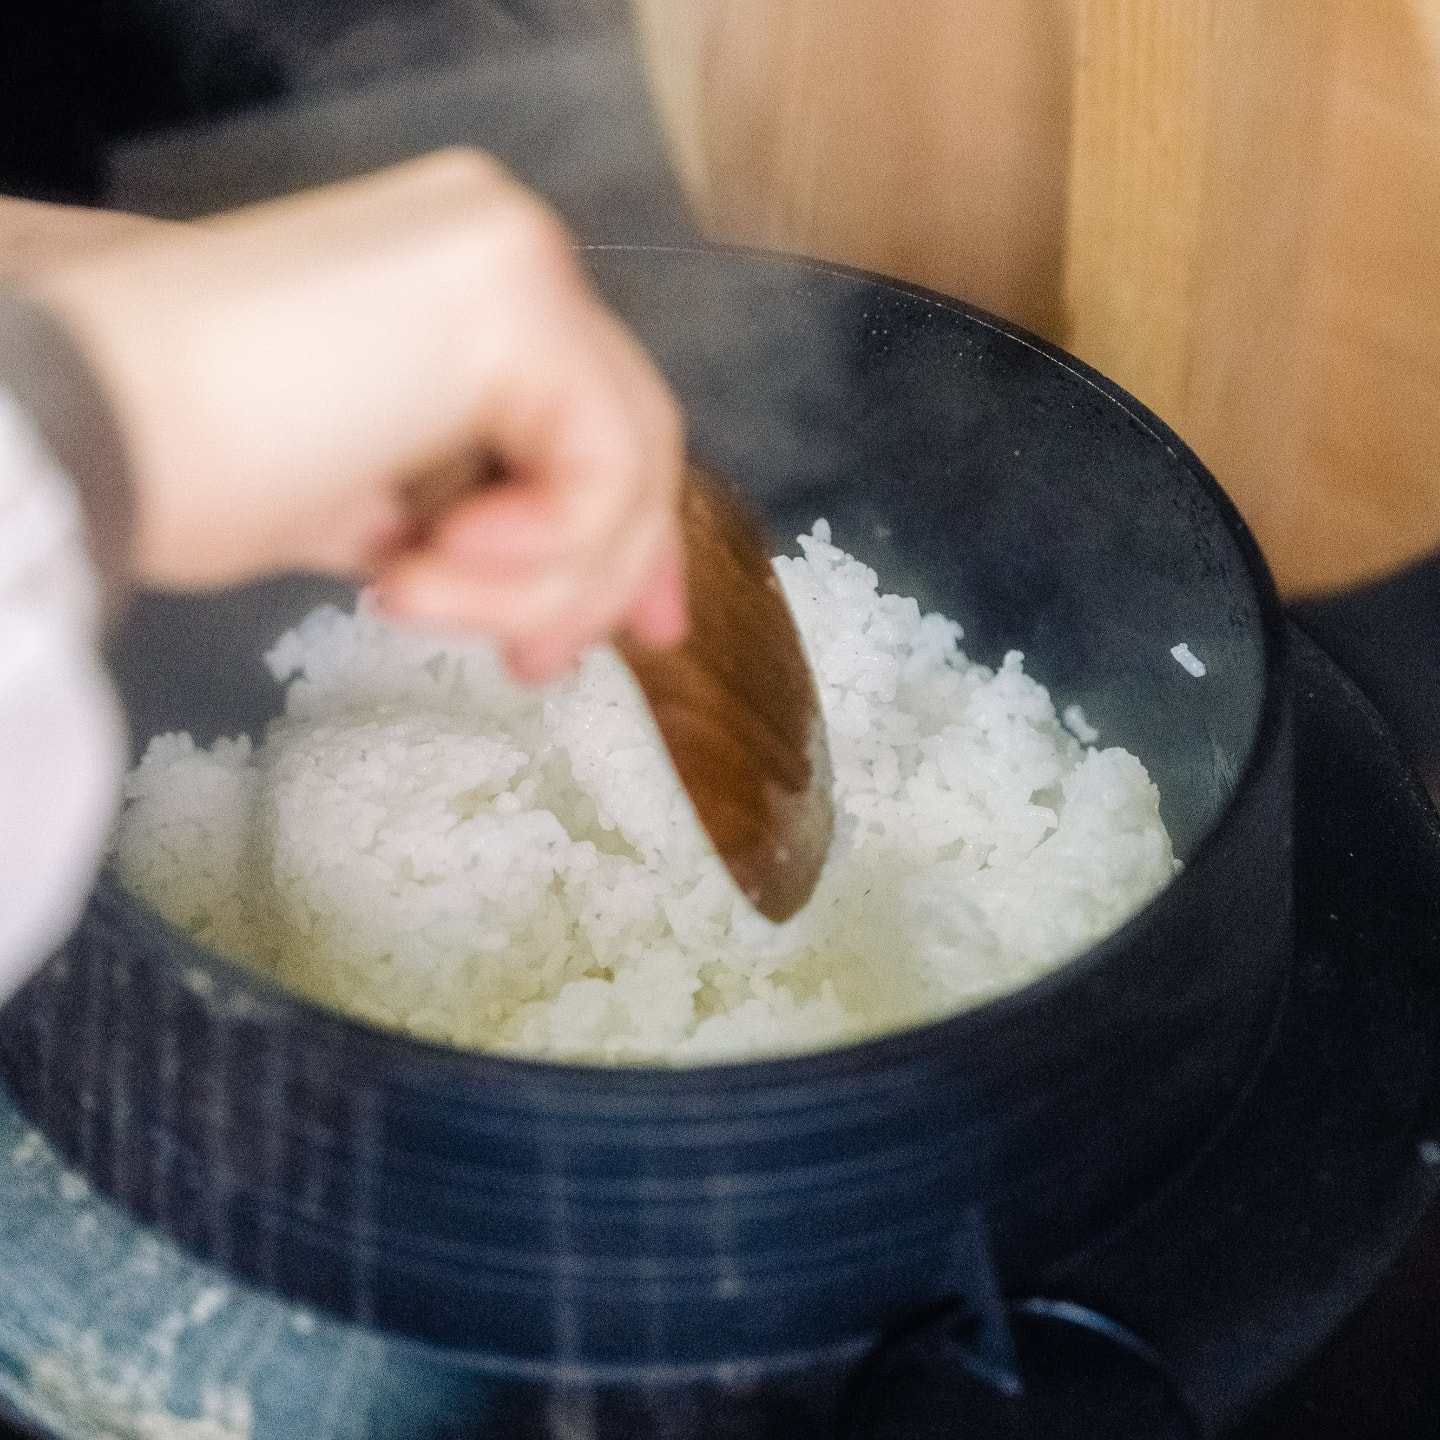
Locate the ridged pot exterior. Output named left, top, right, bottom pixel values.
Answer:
left=0, top=249, right=1290, bottom=1376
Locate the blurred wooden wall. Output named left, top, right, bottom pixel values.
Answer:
left=632, top=0, right=1440, bottom=596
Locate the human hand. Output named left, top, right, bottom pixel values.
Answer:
left=28, top=151, right=687, bottom=682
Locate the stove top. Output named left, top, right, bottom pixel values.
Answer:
left=2, top=625, right=1439, bottom=1440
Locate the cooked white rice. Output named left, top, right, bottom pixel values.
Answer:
left=112, top=521, right=1177, bottom=1064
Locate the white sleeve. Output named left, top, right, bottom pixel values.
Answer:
left=0, top=387, right=126, bottom=1002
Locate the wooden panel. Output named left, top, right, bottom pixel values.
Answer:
left=1063, top=1, right=1221, bottom=426
left=1282, top=0, right=1440, bottom=591
left=1065, top=0, right=1440, bottom=593
left=1064, top=0, right=1333, bottom=585
left=630, top=0, right=1073, bottom=335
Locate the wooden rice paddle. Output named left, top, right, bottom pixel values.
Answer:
left=400, top=458, right=834, bottom=923
left=616, top=465, right=834, bottom=921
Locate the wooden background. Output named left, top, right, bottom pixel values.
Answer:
left=631, top=0, right=1440, bottom=596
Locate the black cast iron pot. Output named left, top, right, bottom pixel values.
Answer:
left=0, top=247, right=1290, bottom=1384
